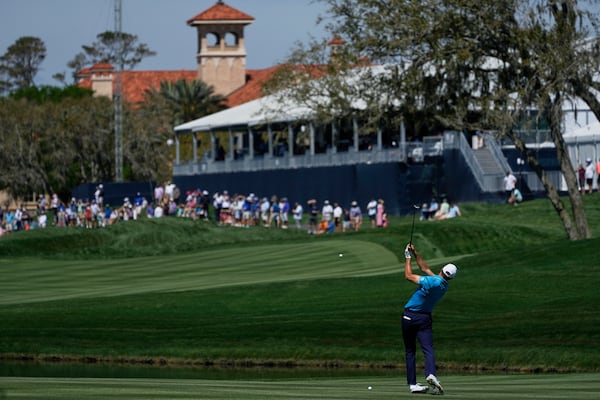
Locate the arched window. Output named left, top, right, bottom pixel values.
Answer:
left=206, top=32, right=219, bottom=47
left=224, top=32, right=238, bottom=47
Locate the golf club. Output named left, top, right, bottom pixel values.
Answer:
left=409, top=204, right=419, bottom=245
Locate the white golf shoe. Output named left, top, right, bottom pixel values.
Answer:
left=426, top=374, right=444, bottom=394
left=409, top=383, right=429, bottom=394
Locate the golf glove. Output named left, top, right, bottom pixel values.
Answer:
left=405, top=245, right=412, bottom=259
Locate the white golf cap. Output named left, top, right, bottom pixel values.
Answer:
left=442, top=263, right=458, bottom=279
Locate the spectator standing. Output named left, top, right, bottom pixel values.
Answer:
left=165, top=181, right=176, bottom=200
left=68, top=198, right=78, bottom=226
left=321, top=200, right=333, bottom=222
left=65, top=203, right=75, bottom=227
left=584, top=158, right=594, bottom=194
left=91, top=200, right=101, bottom=228
left=597, top=159, right=600, bottom=191
left=342, top=208, right=351, bottom=232
left=577, top=163, right=586, bottom=194
left=307, top=199, right=319, bottom=234
left=21, top=207, right=31, bottom=230
left=154, top=184, right=164, bottom=206
left=5, top=209, right=15, bottom=232
left=242, top=195, right=253, bottom=227
left=14, top=206, right=23, bottom=231
left=220, top=191, right=231, bottom=223
left=213, top=192, right=223, bottom=223
left=76, top=199, right=85, bottom=227
left=94, top=184, right=104, bottom=207
left=134, top=192, right=145, bottom=220
left=292, top=202, right=303, bottom=229
left=503, top=171, right=517, bottom=202
left=333, top=202, right=343, bottom=231
left=260, top=197, right=270, bottom=227
left=51, top=193, right=59, bottom=225
left=268, top=196, right=280, bottom=227
left=350, top=201, right=363, bottom=232
left=376, top=199, right=385, bottom=227
left=367, top=198, right=377, bottom=227
left=38, top=195, right=47, bottom=214
left=280, top=197, right=290, bottom=229
left=200, top=190, right=211, bottom=220
left=84, top=203, right=93, bottom=228
left=104, top=204, right=114, bottom=224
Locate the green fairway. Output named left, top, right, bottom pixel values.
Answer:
left=1, top=373, right=599, bottom=399
left=1, top=196, right=599, bottom=376
left=0, top=240, right=401, bottom=305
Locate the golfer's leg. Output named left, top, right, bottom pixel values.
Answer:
left=402, top=316, right=418, bottom=385
left=417, top=317, right=437, bottom=378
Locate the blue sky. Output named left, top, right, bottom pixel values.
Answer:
left=1, top=0, right=329, bottom=86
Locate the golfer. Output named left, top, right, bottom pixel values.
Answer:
left=402, top=243, right=457, bottom=394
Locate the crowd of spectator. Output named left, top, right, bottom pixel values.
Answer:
left=0, top=182, right=389, bottom=236
left=419, top=197, right=462, bottom=221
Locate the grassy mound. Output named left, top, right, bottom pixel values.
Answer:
left=0, top=196, right=599, bottom=372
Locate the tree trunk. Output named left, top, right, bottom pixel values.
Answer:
left=506, top=130, right=579, bottom=240
left=546, top=92, right=590, bottom=239
left=512, top=92, right=590, bottom=240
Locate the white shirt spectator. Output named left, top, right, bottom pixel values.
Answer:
left=503, top=173, right=517, bottom=192
left=322, top=201, right=333, bottom=221
left=333, top=205, right=343, bottom=220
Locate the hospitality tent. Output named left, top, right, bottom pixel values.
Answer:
left=174, top=92, right=316, bottom=133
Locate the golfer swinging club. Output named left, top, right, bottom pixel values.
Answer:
left=402, top=243, right=457, bottom=394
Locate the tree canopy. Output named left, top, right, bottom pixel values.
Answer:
left=265, top=0, right=600, bottom=239
left=67, top=31, right=156, bottom=81
left=0, top=36, right=46, bottom=94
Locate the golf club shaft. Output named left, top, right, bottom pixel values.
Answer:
left=409, top=205, right=418, bottom=245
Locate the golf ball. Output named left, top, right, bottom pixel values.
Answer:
left=368, top=386, right=372, bottom=390
left=339, top=253, right=343, bottom=257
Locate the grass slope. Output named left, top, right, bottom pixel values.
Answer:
left=0, top=196, right=599, bottom=372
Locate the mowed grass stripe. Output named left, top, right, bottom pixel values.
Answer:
left=1, top=374, right=599, bottom=399
left=0, top=240, right=400, bottom=305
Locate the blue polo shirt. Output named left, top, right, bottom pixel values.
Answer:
left=404, top=275, right=449, bottom=313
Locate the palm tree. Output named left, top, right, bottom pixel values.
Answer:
left=148, top=79, right=227, bottom=125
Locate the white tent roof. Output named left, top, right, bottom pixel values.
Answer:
left=174, top=92, right=316, bottom=132
left=564, top=121, right=600, bottom=140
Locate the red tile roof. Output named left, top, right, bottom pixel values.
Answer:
left=226, top=66, right=280, bottom=107
left=187, top=1, right=254, bottom=24
left=121, top=70, right=198, bottom=105
left=77, top=66, right=278, bottom=107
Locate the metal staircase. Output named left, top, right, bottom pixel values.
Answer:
left=445, top=131, right=511, bottom=193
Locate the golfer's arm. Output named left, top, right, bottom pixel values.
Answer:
left=404, top=258, right=420, bottom=284
left=413, top=253, right=435, bottom=276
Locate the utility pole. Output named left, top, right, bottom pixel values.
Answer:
left=114, top=0, right=124, bottom=182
